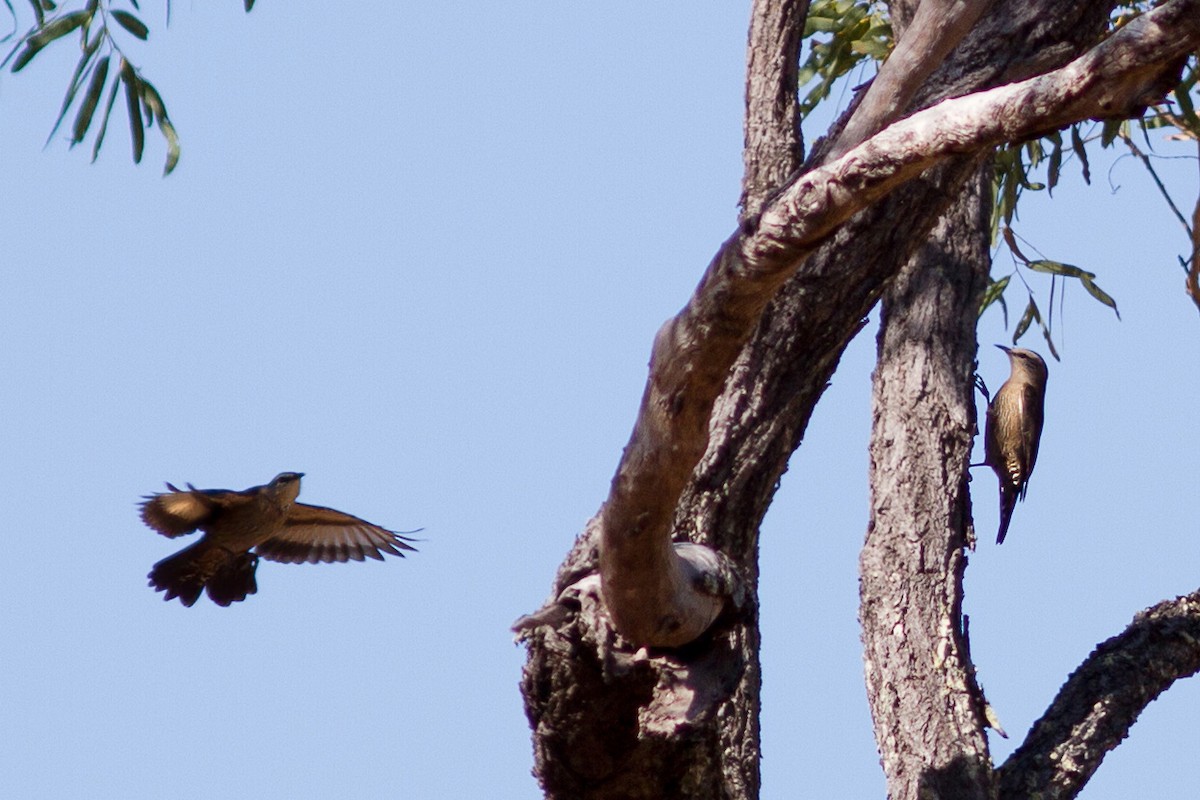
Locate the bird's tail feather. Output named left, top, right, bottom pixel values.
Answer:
left=996, top=486, right=1018, bottom=545
left=206, top=553, right=259, bottom=606
left=148, top=542, right=258, bottom=607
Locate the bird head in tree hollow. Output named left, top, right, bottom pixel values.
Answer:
left=982, top=346, right=1048, bottom=545
left=139, top=472, right=417, bottom=607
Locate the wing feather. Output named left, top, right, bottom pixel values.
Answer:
left=256, top=502, right=418, bottom=565
left=140, top=484, right=218, bottom=538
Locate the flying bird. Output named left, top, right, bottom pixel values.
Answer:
left=140, top=472, right=416, bottom=606
left=982, top=346, right=1048, bottom=544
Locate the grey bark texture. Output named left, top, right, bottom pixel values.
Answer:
left=516, top=1, right=1200, bottom=798
left=861, top=163, right=993, bottom=800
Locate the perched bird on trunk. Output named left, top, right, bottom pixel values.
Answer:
left=982, top=346, right=1048, bottom=544
left=140, top=472, right=417, bottom=607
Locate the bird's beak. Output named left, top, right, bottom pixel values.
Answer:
left=995, top=344, right=1011, bottom=354
left=296, top=472, right=306, bottom=478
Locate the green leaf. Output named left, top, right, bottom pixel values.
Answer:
left=158, top=116, right=179, bottom=174
left=979, top=275, right=1010, bottom=317
left=244, top=0, right=255, bottom=10
left=1100, top=118, right=1123, bottom=147
left=24, top=0, right=44, bottom=26
left=1080, top=275, right=1121, bottom=319
left=139, top=78, right=180, bottom=175
left=121, top=60, right=143, bottom=163
left=70, top=53, right=107, bottom=144
left=1070, top=125, right=1090, bottom=185
left=44, top=28, right=102, bottom=144
left=11, top=9, right=90, bottom=71
left=1013, top=298, right=1037, bottom=343
left=110, top=10, right=148, bottom=40
left=1046, top=132, right=1062, bottom=194
left=90, top=61, right=121, bottom=162
left=1027, top=259, right=1088, bottom=278
left=1040, top=325, right=1060, bottom=362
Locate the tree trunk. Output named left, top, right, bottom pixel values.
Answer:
left=516, top=2, right=1200, bottom=797
left=861, top=163, right=993, bottom=800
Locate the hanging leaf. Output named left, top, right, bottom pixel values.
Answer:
left=1070, top=125, right=1090, bottom=184
left=139, top=78, right=179, bottom=175
left=979, top=275, right=1010, bottom=317
left=24, top=0, right=44, bottom=26
left=1014, top=298, right=1038, bottom=343
left=1040, top=326, right=1060, bottom=361
left=1100, top=118, right=1124, bottom=147
left=1001, top=227, right=1030, bottom=264
left=121, top=59, right=143, bottom=163
left=90, top=63, right=121, bottom=162
left=1046, top=131, right=1062, bottom=195
left=44, top=28, right=102, bottom=144
left=1027, top=259, right=1087, bottom=278
left=244, top=0, right=256, bottom=10
left=1080, top=274, right=1121, bottom=319
left=70, top=53, right=107, bottom=144
left=11, top=9, right=90, bottom=71
left=111, top=10, right=148, bottom=40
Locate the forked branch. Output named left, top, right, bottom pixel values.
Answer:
left=600, top=0, right=1200, bottom=648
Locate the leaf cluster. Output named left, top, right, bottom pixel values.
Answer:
left=2, top=0, right=256, bottom=174
left=796, top=0, right=890, bottom=120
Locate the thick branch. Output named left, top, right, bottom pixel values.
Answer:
left=741, top=0, right=809, bottom=218
left=829, top=0, right=995, bottom=160
left=600, top=0, right=1200, bottom=648
left=997, top=590, right=1200, bottom=800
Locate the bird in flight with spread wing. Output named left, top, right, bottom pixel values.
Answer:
left=140, top=472, right=417, bottom=607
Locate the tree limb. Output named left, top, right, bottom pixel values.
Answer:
left=997, top=590, right=1200, bottom=800
left=828, top=0, right=996, bottom=160
left=600, top=0, right=1200, bottom=649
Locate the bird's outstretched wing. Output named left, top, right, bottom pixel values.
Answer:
left=255, top=502, right=418, bottom=564
left=140, top=483, right=223, bottom=538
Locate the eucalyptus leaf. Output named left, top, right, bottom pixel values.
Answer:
left=44, top=29, right=101, bottom=143
left=70, top=53, right=107, bottom=144
left=1070, top=125, right=1090, bottom=184
left=91, top=62, right=121, bottom=162
left=1027, top=259, right=1088, bottom=278
left=1080, top=275, right=1121, bottom=319
left=111, top=10, right=147, bottom=40
left=121, top=60, right=143, bottom=163
left=11, top=9, right=89, bottom=71
left=1014, top=298, right=1037, bottom=343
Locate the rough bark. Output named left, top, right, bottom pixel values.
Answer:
left=518, top=2, right=1200, bottom=798
left=741, top=0, right=809, bottom=219
left=998, top=590, right=1200, bottom=799
left=861, top=164, right=993, bottom=800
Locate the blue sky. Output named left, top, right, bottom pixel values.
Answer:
left=1, top=3, right=1197, bottom=798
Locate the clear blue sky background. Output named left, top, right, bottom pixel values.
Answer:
left=1, top=3, right=1197, bottom=798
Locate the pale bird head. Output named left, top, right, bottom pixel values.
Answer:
left=268, top=471, right=305, bottom=503
left=997, top=345, right=1048, bottom=386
